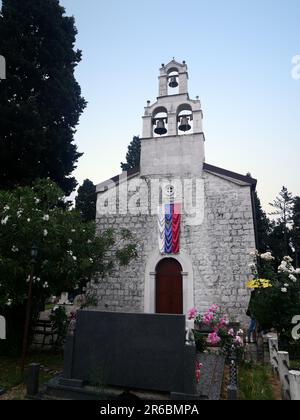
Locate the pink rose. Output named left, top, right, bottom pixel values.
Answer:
left=188, top=307, right=198, bottom=320
left=228, top=328, right=235, bottom=337
left=207, top=332, right=221, bottom=346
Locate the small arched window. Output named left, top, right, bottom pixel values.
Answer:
left=167, top=68, right=179, bottom=95
left=152, top=107, right=168, bottom=137
left=177, top=104, right=193, bottom=135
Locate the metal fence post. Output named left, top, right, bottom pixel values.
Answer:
left=227, top=345, right=238, bottom=400
left=27, top=363, right=40, bottom=398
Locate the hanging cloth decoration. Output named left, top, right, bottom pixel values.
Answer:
left=158, top=203, right=181, bottom=254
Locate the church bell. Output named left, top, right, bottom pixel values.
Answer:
left=169, top=76, right=178, bottom=88
left=178, top=116, right=191, bottom=132
left=154, top=119, right=167, bottom=136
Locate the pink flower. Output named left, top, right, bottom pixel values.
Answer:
left=203, top=313, right=213, bottom=324
left=188, top=308, right=198, bottom=320
left=228, top=328, right=235, bottom=337
left=220, top=317, right=227, bottom=325
left=195, top=362, right=203, bottom=384
left=234, top=336, right=244, bottom=347
left=207, top=332, right=221, bottom=346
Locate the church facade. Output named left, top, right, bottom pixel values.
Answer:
left=92, top=60, right=257, bottom=325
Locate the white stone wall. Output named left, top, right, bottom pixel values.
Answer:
left=140, top=133, right=205, bottom=177
left=185, top=172, right=255, bottom=325
left=92, top=172, right=255, bottom=325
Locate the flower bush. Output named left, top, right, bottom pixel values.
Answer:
left=247, top=250, right=300, bottom=346
left=0, top=179, right=137, bottom=355
left=188, top=305, right=245, bottom=356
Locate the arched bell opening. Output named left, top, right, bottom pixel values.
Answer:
left=152, top=107, right=168, bottom=137
left=177, top=104, right=193, bottom=135
left=167, top=68, right=179, bottom=95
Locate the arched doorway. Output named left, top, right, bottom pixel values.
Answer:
left=155, top=258, right=183, bottom=314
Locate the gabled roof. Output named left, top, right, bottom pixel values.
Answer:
left=203, top=163, right=257, bottom=189
left=96, top=163, right=257, bottom=193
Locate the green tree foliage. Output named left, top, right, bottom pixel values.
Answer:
left=268, top=186, right=294, bottom=260
left=253, top=191, right=271, bottom=252
left=249, top=253, right=300, bottom=344
left=292, top=196, right=300, bottom=268
left=75, top=179, right=96, bottom=222
left=0, top=0, right=87, bottom=195
left=121, top=136, right=141, bottom=171
left=0, top=179, right=137, bottom=354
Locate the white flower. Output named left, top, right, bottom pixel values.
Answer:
left=1, top=216, right=9, bottom=225
left=68, top=239, right=73, bottom=245
left=67, top=250, right=73, bottom=256
left=43, top=282, right=49, bottom=289
left=260, top=252, right=275, bottom=261
left=295, top=268, right=300, bottom=274
left=11, top=246, right=19, bottom=253
left=27, top=218, right=31, bottom=223
left=248, top=263, right=256, bottom=269
left=3, top=205, right=10, bottom=211
left=71, top=229, right=76, bottom=233
left=238, top=329, right=244, bottom=336
left=34, top=198, right=40, bottom=204
left=26, top=275, right=30, bottom=283
left=281, top=287, right=287, bottom=293
left=283, top=256, right=293, bottom=263
left=6, top=299, right=12, bottom=306
left=43, top=215, right=50, bottom=221
left=17, top=210, right=23, bottom=218
left=249, top=250, right=259, bottom=257
left=87, top=239, right=92, bottom=244
left=73, top=256, right=77, bottom=261
left=278, top=261, right=289, bottom=273
left=89, top=258, right=93, bottom=263
left=289, top=274, right=297, bottom=282
left=36, top=277, right=41, bottom=283
left=284, top=283, right=289, bottom=288
left=43, top=229, right=48, bottom=237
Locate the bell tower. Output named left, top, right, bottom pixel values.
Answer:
left=140, top=59, right=205, bottom=177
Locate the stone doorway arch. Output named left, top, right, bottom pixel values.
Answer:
left=155, top=258, right=183, bottom=314
left=144, top=250, right=194, bottom=316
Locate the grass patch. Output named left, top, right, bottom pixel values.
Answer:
left=44, top=303, right=55, bottom=311
left=0, top=351, right=63, bottom=397
left=290, top=360, right=300, bottom=370
left=238, top=363, right=275, bottom=400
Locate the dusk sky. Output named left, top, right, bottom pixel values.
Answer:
left=59, top=0, right=300, bottom=211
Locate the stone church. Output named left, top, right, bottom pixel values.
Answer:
left=93, top=60, right=257, bottom=325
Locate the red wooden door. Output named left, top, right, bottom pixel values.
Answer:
left=155, top=258, right=183, bottom=314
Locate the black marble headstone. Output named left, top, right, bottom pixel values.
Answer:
left=63, top=310, right=196, bottom=395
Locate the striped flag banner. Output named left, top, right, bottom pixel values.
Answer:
left=158, top=203, right=181, bottom=254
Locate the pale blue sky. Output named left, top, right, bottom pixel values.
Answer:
left=24, top=1, right=300, bottom=209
